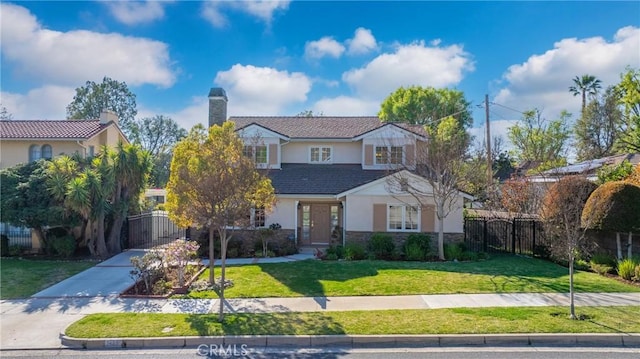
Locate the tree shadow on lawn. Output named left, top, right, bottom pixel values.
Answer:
left=185, top=311, right=346, bottom=336
left=257, top=254, right=627, bottom=297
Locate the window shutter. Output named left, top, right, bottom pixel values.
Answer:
left=364, top=144, right=373, bottom=166
left=269, top=144, right=278, bottom=165
left=405, top=144, right=415, bottom=166
left=373, top=204, right=387, bottom=232
left=421, top=205, right=435, bottom=232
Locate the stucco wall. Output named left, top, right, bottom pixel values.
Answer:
left=281, top=142, right=361, bottom=164
left=266, top=197, right=296, bottom=229
left=0, top=140, right=84, bottom=169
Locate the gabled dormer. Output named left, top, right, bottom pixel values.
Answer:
left=235, top=123, right=288, bottom=169
left=354, top=123, right=426, bottom=170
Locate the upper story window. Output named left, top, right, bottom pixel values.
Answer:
left=29, top=145, right=41, bottom=162
left=243, top=145, right=267, bottom=164
left=310, top=146, right=331, bottom=163
left=388, top=205, right=419, bottom=232
left=375, top=146, right=403, bottom=165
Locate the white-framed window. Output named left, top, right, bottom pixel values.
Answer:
left=375, top=146, right=403, bottom=165
left=29, top=145, right=41, bottom=162
left=388, top=205, right=419, bottom=232
left=252, top=207, right=266, bottom=228
left=309, top=146, right=332, bottom=163
left=243, top=145, right=268, bottom=164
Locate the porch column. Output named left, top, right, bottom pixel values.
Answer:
left=294, top=200, right=299, bottom=245
left=342, top=200, right=346, bottom=247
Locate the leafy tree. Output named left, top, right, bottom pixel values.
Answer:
left=66, top=76, right=137, bottom=136
left=596, top=160, right=634, bottom=185
left=582, top=181, right=640, bottom=259
left=0, top=160, right=67, bottom=250
left=166, top=122, right=275, bottom=322
left=540, top=176, right=597, bottom=319
left=387, top=116, right=467, bottom=260
left=626, top=164, right=640, bottom=186
left=569, top=74, right=602, bottom=114
left=574, top=87, right=622, bottom=161
left=615, top=68, right=640, bottom=153
left=507, top=109, right=570, bottom=171
left=378, top=86, right=473, bottom=131
left=296, top=110, right=324, bottom=117
left=130, top=115, right=186, bottom=188
left=500, top=176, right=543, bottom=215
left=0, top=105, right=13, bottom=120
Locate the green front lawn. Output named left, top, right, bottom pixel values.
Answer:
left=185, top=255, right=640, bottom=299
left=66, top=306, right=640, bottom=338
left=0, top=258, right=95, bottom=299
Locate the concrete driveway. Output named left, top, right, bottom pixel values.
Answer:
left=31, top=249, right=145, bottom=298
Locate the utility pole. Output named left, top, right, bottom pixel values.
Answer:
left=485, top=94, right=492, bottom=188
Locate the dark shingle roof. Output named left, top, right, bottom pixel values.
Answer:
left=0, top=120, right=108, bottom=140
left=230, top=116, right=427, bottom=139
left=267, top=164, right=390, bottom=195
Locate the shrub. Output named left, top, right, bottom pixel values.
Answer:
left=617, top=258, right=638, bottom=280
left=460, top=250, right=478, bottom=261
left=8, top=244, right=22, bottom=257
left=0, top=235, right=9, bottom=257
left=444, top=243, right=464, bottom=261
left=325, top=245, right=344, bottom=260
left=326, top=253, right=338, bottom=261
left=368, top=233, right=395, bottom=260
left=634, top=264, right=640, bottom=281
left=590, top=252, right=617, bottom=267
left=50, top=234, right=77, bottom=258
left=344, top=243, right=366, bottom=261
left=403, top=233, right=431, bottom=261
left=590, top=263, right=613, bottom=276
left=130, top=250, right=165, bottom=294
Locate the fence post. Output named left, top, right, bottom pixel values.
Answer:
left=483, top=219, right=488, bottom=252
left=511, top=218, right=517, bottom=254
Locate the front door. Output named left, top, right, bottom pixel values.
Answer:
left=311, top=204, right=331, bottom=244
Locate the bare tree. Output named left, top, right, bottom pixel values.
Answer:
left=540, top=176, right=597, bottom=319
left=386, top=116, right=467, bottom=260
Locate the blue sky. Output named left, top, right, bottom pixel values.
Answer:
left=1, top=1, right=639, bottom=149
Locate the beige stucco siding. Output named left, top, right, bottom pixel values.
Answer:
left=281, top=142, right=361, bottom=164
left=266, top=197, right=296, bottom=229
left=0, top=140, right=84, bottom=169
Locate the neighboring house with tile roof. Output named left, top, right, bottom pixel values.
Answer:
left=208, top=88, right=470, bottom=247
left=0, top=110, right=128, bottom=170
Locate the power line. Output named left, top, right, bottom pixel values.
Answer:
left=489, top=101, right=528, bottom=115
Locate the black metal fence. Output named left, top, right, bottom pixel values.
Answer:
left=0, top=223, right=33, bottom=249
left=125, top=211, right=187, bottom=249
left=464, top=217, right=542, bottom=255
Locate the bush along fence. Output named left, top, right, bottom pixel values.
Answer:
left=464, top=217, right=543, bottom=256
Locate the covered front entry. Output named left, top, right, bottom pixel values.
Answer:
left=298, top=202, right=342, bottom=246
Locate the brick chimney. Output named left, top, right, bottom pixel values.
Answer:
left=99, top=109, right=119, bottom=125
left=208, top=88, right=228, bottom=127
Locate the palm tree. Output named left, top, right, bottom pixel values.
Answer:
left=106, top=142, right=152, bottom=254
left=569, top=74, right=602, bottom=114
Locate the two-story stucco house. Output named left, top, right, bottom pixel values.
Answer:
left=208, top=88, right=470, bottom=247
left=0, top=110, right=127, bottom=170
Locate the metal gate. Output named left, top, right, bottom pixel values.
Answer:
left=464, top=217, right=541, bottom=256
left=126, top=211, right=186, bottom=249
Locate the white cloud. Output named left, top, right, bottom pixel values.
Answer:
left=103, top=1, right=172, bottom=25
left=214, top=64, right=312, bottom=115
left=201, top=0, right=290, bottom=28
left=305, top=37, right=346, bottom=59
left=347, top=27, right=378, bottom=55
left=342, top=41, right=474, bottom=99
left=313, top=96, right=380, bottom=116
left=0, top=3, right=176, bottom=88
left=1, top=86, right=76, bottom=120
left=494, top=26, right=640, bottom=120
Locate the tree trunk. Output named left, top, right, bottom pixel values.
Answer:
left=33, top=227, right=47, bottom=254
left=616, top=232, right=622, bottom=260
left=208, top=226, right=215, bottom=285
left=437, top=202, right=445, bottom=260
left=106, top=185, right=126, bottom=255
left=628, top=232, right=633, bottom=259
left=78, top=220, right=89, bottom=248
left=569, top=253, right=576, bottom=320
left=218, top=231, right=228, bottom=322
left=95, top=211, right=109, bottom=259
left=86, top=221, right=96, bottom=257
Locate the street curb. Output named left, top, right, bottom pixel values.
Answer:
left=60, top=333, right=640, bottom=349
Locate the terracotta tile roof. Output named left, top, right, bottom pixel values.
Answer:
left=0, top=120, right=108, bottom=140
left=267, top=164, right=390, bottom=195
left=230, top=116, right=427, bottom=139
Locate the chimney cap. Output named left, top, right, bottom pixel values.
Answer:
left=208, top=87, right=227, bottom=99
